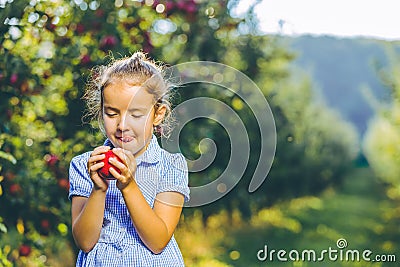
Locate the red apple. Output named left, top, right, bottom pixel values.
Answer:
left=80, top=54, right=91, bottom=65
left=45, top=154, right=59, bottom=166
left=19, top=244, right=31, bottom=257
left=95, top=9, right=105, bottom=18
left=185, top=2, right=197, bottom=13
left=5, top=171, right=16, bottom=181
left=10, top=73, right=18, bottom=84
left=165, top=2, right=175, bottom=12
left=97, top=150, right=123, bottom=180
left=99, top=35, right=118, bottom=50
left=76, top=23, right=85, bottom=34
left=176, top=0, right=186, bottom=10
left=9, top=184, right=21, bottom=195
left=58, top=178, right=69, bottom=191
left=41, top=219, right=50, bottom=230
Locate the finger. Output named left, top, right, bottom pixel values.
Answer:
left=91, top=174, right=110, bottom=190
left=112, top=148, right=135, bottom=165
left=109, top=166, right=123, bottom=179
left=89, top=151, right=106, bottom=160
left=111, top=148, right=127, bottom=164
left=112, top=149, right=137, bottom=176
left=109, top=167, right=133, bottom=189
left=88, top=146, right=110, bottom=169
left=88, top=161, right=105, bottom=173
left=87, top=153, right=106, bottom=172
left=88, top=153, right=106, bottom=164
left=109, top=157, right=129, bottom=175
left=92, top=146, right=111, bottom=156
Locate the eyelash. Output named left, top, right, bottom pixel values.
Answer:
left=104, top=112, right=143, bottom=118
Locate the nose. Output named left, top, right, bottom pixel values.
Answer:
left=117, top=113, right=129, bottom=132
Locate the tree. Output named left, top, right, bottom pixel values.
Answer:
left=362, top=43, right=400, bottom=253
left=0, top=0, right=358, bottom=264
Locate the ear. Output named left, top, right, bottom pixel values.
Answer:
left=153, top=104, right=167, bottom=126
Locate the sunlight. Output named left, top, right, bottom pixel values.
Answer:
left=243, top=0, right=400, bottom=40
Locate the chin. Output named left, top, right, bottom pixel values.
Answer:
left=120, top=141, right=144, bottom=154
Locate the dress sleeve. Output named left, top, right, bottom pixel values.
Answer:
left=157, top=153, right=190, bottom=202
left=68, top=152, right=93, bottom=200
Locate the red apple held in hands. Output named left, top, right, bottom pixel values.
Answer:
left=97, top=150, right=123, bottom=180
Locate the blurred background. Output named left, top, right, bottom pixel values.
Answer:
left=0, top=0, right=399, bottom=266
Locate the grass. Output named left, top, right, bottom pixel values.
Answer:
left=176, top=167, right=399, bottom=267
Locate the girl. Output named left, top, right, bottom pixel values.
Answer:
left=68, top=52, right=190, bottom=266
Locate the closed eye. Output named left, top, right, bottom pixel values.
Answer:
left=103, top=106, right=119, bottom=117
left=131, top=114, right=144, bottom=118
left=105, top=112, right=118, bottom=117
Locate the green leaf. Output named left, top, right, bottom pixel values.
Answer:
left=0, top=223, right=7, bottom=234
left=0, top=151, right=16, bottom=164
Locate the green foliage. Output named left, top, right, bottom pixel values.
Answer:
left=0, top=0, right=359, bottom=265
left=0, top=136, right=15, bottom=266
left=362, top=46, right=400, bottom=267
left=364, top=114, right=400, bottom=185
left=177, top=168, right=399, bottom=266
left=363, top=46, right=400, bottom=195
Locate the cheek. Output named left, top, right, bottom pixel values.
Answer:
left=103, top=116, right=115, bottom=128
left=136, top=116, right=154, bottom=132
left=145, top=113, right=156, bottom=128
left=123, top=116, right=152, bottom=133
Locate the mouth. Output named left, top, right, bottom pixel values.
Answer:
left=116, top=136, right=134, bottom=143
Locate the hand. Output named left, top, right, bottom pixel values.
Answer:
left=109, top=148, right=137, bottom=191
left=87, top=146, right=111, bottom=192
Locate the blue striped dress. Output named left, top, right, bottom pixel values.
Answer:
left=68, top=135, right=190, bottom=266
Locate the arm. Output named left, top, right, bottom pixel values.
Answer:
left=70, top=146, right=110, bottom=253
left=122, top=185, right=184, bottom=254
left=110, top=148, right=185, bottom=254
left=71, top=192, right=106, bottom=253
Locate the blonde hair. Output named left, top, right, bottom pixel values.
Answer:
left=82, top=51, right=174, bottom=137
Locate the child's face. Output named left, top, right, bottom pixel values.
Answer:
left=102, top=79, right=165, bottom=156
